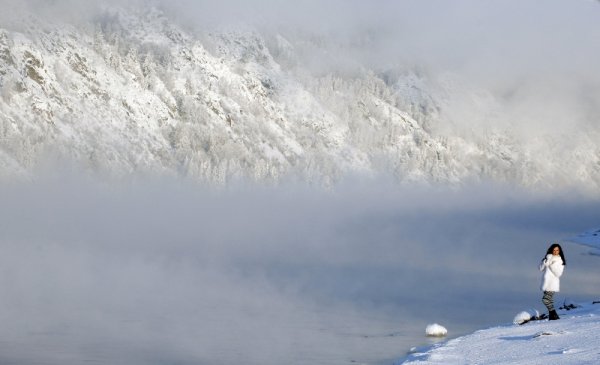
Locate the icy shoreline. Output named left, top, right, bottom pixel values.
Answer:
left=398, top=300, right=600, bottom=364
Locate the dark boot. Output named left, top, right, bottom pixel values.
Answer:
left=549, top=310, right=560, bottom=320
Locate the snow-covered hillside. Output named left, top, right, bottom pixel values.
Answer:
left=1, top=5, right=599, bottom=189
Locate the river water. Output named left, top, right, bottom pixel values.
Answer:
left=1, top=181, right=599, bottom=364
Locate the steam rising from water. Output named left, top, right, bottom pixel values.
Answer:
left=1, top=179, right=599, bottom=364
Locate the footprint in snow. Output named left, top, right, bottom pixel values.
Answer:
left=532, top=330, right=566, bottom=338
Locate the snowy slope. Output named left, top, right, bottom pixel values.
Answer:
left=400, top=301, right=600, bottom=364
left=568, top=228, right=600, bottom=255
left=1, top=5, right=599, bottom=189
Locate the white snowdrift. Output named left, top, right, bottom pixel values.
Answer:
left=513, top=311, right=533, bottom=325
left=425, top=323, right=447, bottom=337
left=401, top=301, right=600, bottom=364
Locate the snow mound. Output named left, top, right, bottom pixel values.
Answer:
left=425, top=323, right=447, bottom=337
left=513, top=311, right=532, bottom=325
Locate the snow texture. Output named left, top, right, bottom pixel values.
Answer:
left=513, top=311, right=532, bottom=325
left=1, top=5, right=600, bottom=190
left=401, top=302, right=600, bottom=364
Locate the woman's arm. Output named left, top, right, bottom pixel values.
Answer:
left=539, top=254, right=553, bottom=271
left=548, top=259, right=564, bottom=278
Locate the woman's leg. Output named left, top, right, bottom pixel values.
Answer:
left=542, top=291, right=559, bottom=320
left=542, top=291, right=555, bottom=311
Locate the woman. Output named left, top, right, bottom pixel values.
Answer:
left=539, top=243, right=566, bottom=320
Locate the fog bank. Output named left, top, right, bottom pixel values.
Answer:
left=1, top=179, right=599, bottom=363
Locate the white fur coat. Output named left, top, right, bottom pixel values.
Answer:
left=539, top=253, right=564, bottom=292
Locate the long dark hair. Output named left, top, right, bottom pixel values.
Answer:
left=544, top=243, right=566, bottom=265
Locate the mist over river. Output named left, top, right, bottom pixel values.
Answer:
left=1, top=179, right=599, bottom=364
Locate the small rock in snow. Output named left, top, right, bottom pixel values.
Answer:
left=533, top=330, right=565, bottom=338
left=560, top=298, right=581, bottom=311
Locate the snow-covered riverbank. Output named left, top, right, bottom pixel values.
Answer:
left=399, top=300, right=600, bottom=364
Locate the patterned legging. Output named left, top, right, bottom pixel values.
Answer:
left=542, top=291, right=555, bottom=311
